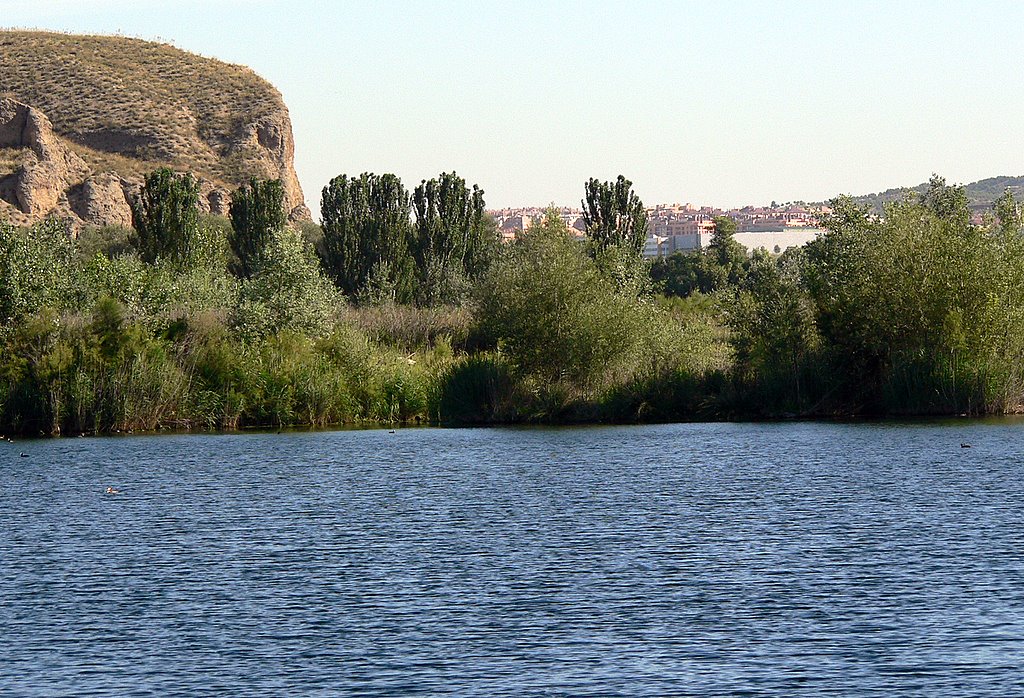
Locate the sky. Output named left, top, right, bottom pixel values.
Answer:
left=2, top=0, right=1023, bottom=214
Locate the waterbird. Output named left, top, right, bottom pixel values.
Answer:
left=106, top=487, right=121, bottom=495
left=961, top=443, right=971, bottom=448
left=19, top=452, right=28, bottom=457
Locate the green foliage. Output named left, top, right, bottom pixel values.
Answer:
left=296, top=220, right=324, bottom=250
left=411, top=172, right=491, bottom=306
left=581, top=175, right=650, bottom=295
left=12, top=163, right=1024, bottom=432
left=0, top=218, right=75, bottom=331
left=707, top=216, right=747, bottom=288
left=346, top=303, right=473, bottom=352
left=650, top=251, right=709, bottom=297
left=581, top=175, right=648, bottom=256
left=131, top=168, right=202, bottom=265
left=477, top=209, right=655, bottom=389
left=316, top=170, right=495, bottom=307
left=76, top=224, right=134, bottom=260
left=733, top=177, right=1024, bottom=415
left=436, top=353, right=514, bottom=424
left=649, top=217, right=750, bottom=298
left=232, top=228, right=340, bottom=340
left=229, top=177, right=287, bottom=279
left=464, top=213, right=501, bottom=281
left=320, top=172, right=416, bottom=303
left=993, top=188, right=1022, bottom=235
left=238, top=332, right=355, bottom=427
left=0, top=301, right=191, bottom=435
left=77, top=253, right=152, bottom=318
left=728, top=249, right=822, bottom=412
left=657, top=294, right=734, bottom=376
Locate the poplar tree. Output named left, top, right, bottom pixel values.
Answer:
left=411, top=172, right=491, bottom=305
left=319, top=172, right=415, bottom=303
left=581, top=175, right=648, bottom=256
left=228, top=177, right=287, bottom=279
left=131, top=168, right=201, bottom=265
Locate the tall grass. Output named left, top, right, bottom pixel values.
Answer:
left=0, top=309, right=447, bottom=435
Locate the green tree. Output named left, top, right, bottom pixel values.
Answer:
left=411, top=172, right=489, bottom=305
left=800, top=181, right=1022, bottom=413
left=463, top=211, right=501, bottom=281
left=993, top=189, right=1022, bottom=236
left=0, top=218, right=75, bottom=332
left=233, top=228, right=340, bottom=340
left=581, top=175, right=648, bottom=256
left=729, top=248, right=820, bottom=411
left=706, top=216, right=747, bottom=289
left=229, top=177, right=287, bottom=279
left=131, top=168, right=202, bottom=265
left=477, top=208, right=653, bottom=388
left=651, top=218, right=748, bottom=298
left=918, top=173, right=971, bottom=226
left=650, top=251, right=706, bottom=297
left=320, top=173, right=415, bottom=303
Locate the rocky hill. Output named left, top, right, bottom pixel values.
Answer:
left=0, top=30, right=309, bottom=228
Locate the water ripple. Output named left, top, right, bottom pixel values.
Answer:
left=2, top=422, right=1024, bottom=695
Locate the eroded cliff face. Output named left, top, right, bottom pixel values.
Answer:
left=0, top=97, right=224, bottom=228
left=0, top=98, right=95, bottom=224
left=0, top=31, right=310, bottom=228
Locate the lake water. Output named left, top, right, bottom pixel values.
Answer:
left=2, top=421, right=1024, bottom=696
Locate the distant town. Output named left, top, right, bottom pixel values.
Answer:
left=488, top=202, right=830, bottom=257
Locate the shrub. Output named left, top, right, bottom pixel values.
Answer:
left=436, top=353, right=514, bottom=424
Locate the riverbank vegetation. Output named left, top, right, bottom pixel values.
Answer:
left=2, top=169, right=1022, bottom=435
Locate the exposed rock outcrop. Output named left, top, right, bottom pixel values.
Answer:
left=0, top=97, right=92, bottom=222
left=0, top=30, right=310, bottom=228
left=68, top=172, right=134, bottom=228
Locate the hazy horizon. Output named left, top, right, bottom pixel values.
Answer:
left=2, top=0, right=1021, bottom=214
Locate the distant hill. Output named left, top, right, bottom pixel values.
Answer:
left=0, top=30, right=308, bottom=227
left=845, top=175, right=1024, bottom=214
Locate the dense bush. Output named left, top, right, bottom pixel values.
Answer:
left=728, top=178, right=1024, bottom=415
left=476, top=211, right=655, bottom=388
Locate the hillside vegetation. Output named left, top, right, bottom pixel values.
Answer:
left=848, top=175, right=1024, bottom=214
left=0, top=30, right=286, bottom=188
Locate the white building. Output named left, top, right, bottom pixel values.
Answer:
left=644, top=227, right=823, bottom=258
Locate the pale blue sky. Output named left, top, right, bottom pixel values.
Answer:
left=2, top=1, right=1022, bottom=213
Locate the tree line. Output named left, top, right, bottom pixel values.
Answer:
left=2, top=166, right=1023, bottom=436
left=650, top=175, right=1024, bottom=416
left=0, top=168, right=671, bottom=434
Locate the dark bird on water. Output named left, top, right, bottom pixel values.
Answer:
left=961, top=443, right=971, bottom=448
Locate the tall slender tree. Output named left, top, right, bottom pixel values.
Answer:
left=411, top=172, right=490, bottom=305
left=581, top=175, right=648, bottom=256
left=228, top=177, right=287, bottom=279
left=131, top=168, right=201, bottom=265
left=319, top=172, right=414, bottom=302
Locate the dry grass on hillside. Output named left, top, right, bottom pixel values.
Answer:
left=65, top=141, right=163, bottom=181
left=0, top=30, right=284, bottom=186
left=0, top=146, right=26, bottom=175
